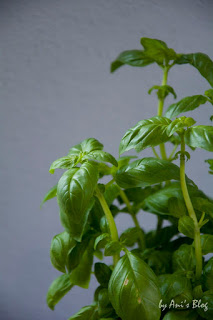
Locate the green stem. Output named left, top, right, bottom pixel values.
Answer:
left=158, top=66, right=169, bottom=160
left=152, top=147, right=160, bottom=159
left=179, top=134, right=202, bottom=280
left=119, top=188, right=145, bottom=250
left=168, top=144, right=178, bottom=160
left=95, top=186, right=119, bottom=266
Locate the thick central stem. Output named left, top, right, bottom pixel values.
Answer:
left=179, top=134, right=202, bottom=280
left=95, top=186, right=119, bottom=266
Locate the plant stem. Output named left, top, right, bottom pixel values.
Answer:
left=95, top=186, right=119, bottom=266
left=158, top=66, right=169, bottom=160
left=168, top=144, right=178, bottom=160
left=119, top=188, right=145, bottom=250
left=179, top=134, right=202, bottom=280
left=152, top=147, right=160, bottom=159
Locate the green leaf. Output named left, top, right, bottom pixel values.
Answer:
left=94, top=233, right=110, bottom=250
left=148, top=85, right=177, bottom=100
left=98, top=288, right=116, bottom=318
left=200, top=234, right=213, bottom=255
left=120, top=227, right=143, bottom=247
left=57, top=162, right=98, bottom=241
left=168, top=197, right=187, bottom=218
left=162, top=310, right=199, bottom=320
left=143, top=182, right=204, bottom=216
left=158, top=273, right=193, bottom=306
left=140, top=37, right=177, bottom=64
left=111, top=50, right=154, bottom=73
left=94, top=263, right=112, bottom=288
left=46, top=274, right=73, bottom=310
left=104, top=240, right=122, bottom=257
left=172, top=244, right=196, bottom=273
left=164, top=95, right=208, bottom=119
left=115, top=158, right=183, bottom=189
left=145, top=226, right=178, bottom=249
left=70, top=238, right=94, bottom=289
left=176, top=52, right=213, bottom=87
left=166, top=117, right=196, bottom=136
left=185, top=126, right=213, bottom=152
left=49, top=156, right=78, bottom=174
left=205, top=159, right=213, bottom=174
left=68, top=138, right=103, bottom=156
left=104, top=184, right=120, bottom=206
left=50, top=231, right=76, bottom=273
left=192, top=197, right=213, bottom=219
left=83, top=150, right=118, bottom=167
left=119, top=116, right=172, bottom=154
left=203, top=258, right=213, bottom=290
left=108, top=252, right=161, bottom=320
left=142, top=250, right=172, bottom=275
left=68, top=305, right=98, bottom=320
left=40, top=184, right=57, bottom=208
left=197, top=290, right=213, bottom=319
left=205, top=88, right=213, bottom=101
left=178, top=216, right=195, bottom=239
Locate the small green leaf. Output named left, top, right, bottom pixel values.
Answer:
left=120, top=227, right=143, bottom=247
left=140, top=37, right=177, bottom=64
left=164, top=95, right=208, bottom=119
left=104, top=240, right=122, bottom=257
left=205, top=89, right=213, bottom=101
left=40, top=184, right=57, bottom=208
left=94, top=263, right=112, bottom=288
left=83, top=150, right=118, bottom=167
left=148, top=85, right=177, bottom=100
left=115, top=158, right=183, bottom=189
left=203, top=258, right=213, bottom=290
left=192, top=197, right=213, bottom=219
left=185, top=126, right=213, bottom=151
left=205, top=159, right=213, bottom=174
left=108, top=252, right=161, bottom=320
left=200, top=234, right=213, bottom=255
left=176, top=52, right=213, bottom=87
left=94, top=233, right=110, bottom=250
left=68, top=305, right=98, bottom=320
left=68, top=138, right=103, bottom=156
left=70, top=238, right=94, bottom=289
left=172, top=244, right=196, bottom=273
left=46, top=274, right=73, bottom=310
left=166, top=117, right=196, bottom=136
left=178, top=216, right=195, bottom=239
left=111, top=50, right=154, bottom=73
left=197, top=290, right=213, bottom=319
left=162, top=310, right=199, bottom=320
left=50, top=231, right=76, bottom=273
left=119, top=116, right=172, bottom=154
left=49, top=156, right=78, bottom=174
left=168, top=197, right=187, bottom=218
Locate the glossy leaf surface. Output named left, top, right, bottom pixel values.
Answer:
left=185, top=126, right=213, bottom=152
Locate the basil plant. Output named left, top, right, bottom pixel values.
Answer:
left=42, top=37, right=213, bottom=320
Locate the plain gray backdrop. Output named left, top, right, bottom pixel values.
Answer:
left=1, top=0, right=213, bottom=319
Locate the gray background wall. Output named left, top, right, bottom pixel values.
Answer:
left=1, top=0, right=213, bottom=319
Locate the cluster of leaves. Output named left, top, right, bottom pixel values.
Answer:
left=42, top=38, right=213, bottom=320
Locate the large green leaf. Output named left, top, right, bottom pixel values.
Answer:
left=40, top=184, right=57, bottom=208
left=140, top=37, right=177, bottom=64
left=108, top=251, right=161, bottom=320
left=143, top=182, right=204, bottom=216
left=176, top=52, right=213, bottom=87
left=111, top=50, right=154, bottom=73
left=203, top=258, right=213, bottom=290
left=185, top=126, right=213, bottom=152
left=119, top=116, right=172, bottom=154
left=115, top=158, right=182, bottom=189
left=164, top=95, right=208, bottom=119
left=57, top=162, right=98, bottom=241
left=50, top=231, right=76, bottom=273
left=46, top=274, right=73, bottom=310
left=163, top=310, right=199, bottom=320
left=83, top=150, right=118, bottom=167
left=68, top=138, right=103, bottom=156
left=68, top=305, right=98, bottom=320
